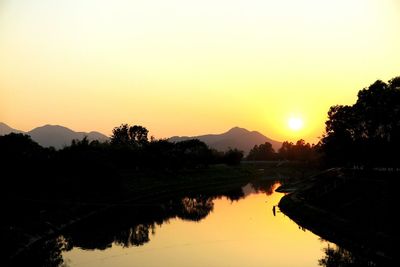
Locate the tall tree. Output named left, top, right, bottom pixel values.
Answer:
left=111, top=124, right=149, bottom=146
left=320, top=77, right=400, bottom=167
left=247, top=142, right=276, bottom=160
left=278, top=140, right=315, bottom=161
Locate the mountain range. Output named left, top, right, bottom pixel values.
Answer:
left=1, top=123, right=282, bottom=153
left=169, top=127, right=282, bottom=154
left=0, top=122, right=108, bottom=149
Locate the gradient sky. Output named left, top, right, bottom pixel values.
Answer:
left=1, top=0, right=399, bottom=143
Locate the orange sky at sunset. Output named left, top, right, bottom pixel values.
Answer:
left=1, top=0, right=399, bottom=143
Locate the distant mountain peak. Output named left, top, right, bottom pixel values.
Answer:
left=88, top=130, right=105, bottom=135
left=0, top=122, right=108, bottom=149
left=32, top=124, right=74, bottom=132
left=169, top=126, right=282, bottom=154
left=27, top=125, right=108, bottom=148
left=0, top=122, right=23, bottom=135
left=227, top=126, right=250, bottom=134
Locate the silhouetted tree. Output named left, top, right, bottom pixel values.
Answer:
left=144, top=139, right=176, bottom=170
left=223, top=148, right=244, bottom=165
left=0, top=133, right=43, bottom=160
left=110, top=124, right=148, bottom=146
left=129, top=125, right=149, bottom=144
left=0, top=133, right=50, bottom=196
left=174, top=139, right=213, bottom=168
left=320, top=76, right=400, bottom=167
left=247, top=142, right=276, bottom=160
left=318, top=245, right=374, bottom=267
left=110, top=124, right=130, bottom=145
left=278, top=139, right=316, bottom=161
left=115, top=224, right=152, bottom=247
left=177, top=196, right=214, bottom=221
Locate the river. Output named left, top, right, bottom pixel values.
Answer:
left=57, top=181, right=339, bottom=267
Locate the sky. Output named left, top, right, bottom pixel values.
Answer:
left=1, top=0, right=399, bottom=143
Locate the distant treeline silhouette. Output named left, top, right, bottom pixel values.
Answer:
left=246, top=139, right=319, bottom=162
left=0, top=124, right=244, bottom=199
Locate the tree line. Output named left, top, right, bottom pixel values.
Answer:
left=0, top=125, right=243, bottom=200
left=246, top=139, right=319, bottom=162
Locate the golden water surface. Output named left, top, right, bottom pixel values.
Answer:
left=62, top=183, right=331, bottom=267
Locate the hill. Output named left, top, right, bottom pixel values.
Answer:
left=0, top=122, right=23, bottom=135
left=2, top=123, right=281, bottom=152
left=0, top=123, right=109, bottom=149
left=27, top=125, right=108, bottom=148
left=169, top=127, right=281, bottom=154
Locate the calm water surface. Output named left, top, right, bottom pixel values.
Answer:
left=61, top=182, right=333, bottom=267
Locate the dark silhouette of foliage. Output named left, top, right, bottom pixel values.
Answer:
left=129, top=125, right=149, bottom=144
left=319, top=245, right=375, bottom=267
left=222, top=148, right=244, bottom=165
left=143, top=139, right=177, bottom=170
left=247, top=142, right=276, bottom=160
left=116, top=224, right=152, bottom=247
left=0, top=133, right=44, bottom=160
left=110, top=123, right=130, bottom=145
left=278, top=139, right=317, bottom=161
left=320, top=76, right=400, bottom=167
left=110, top=124, right=149, bottom=146
left=177, top=196, right=214, bottom=221
left=246, top=139, right=319, bottom=162
left=174, top=139, right=213, bottom=168
left=0, top=133, right=53, bottom=197
left=1, top=122, right=245, bottom=201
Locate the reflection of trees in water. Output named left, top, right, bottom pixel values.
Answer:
left=60, top=196, right=215, bottom=253
left=250, top=179, right=279, bottom=196
left=319, top=244, right=377, bottom=267
left=115, top=224, right=155, bottom=247
left=178, top=197, right=214, bottom=221
left=223, top=187, right=245, bottom=201
left=13, top=236, right=71, bottom=267
left=15, top=181, right=279, bottom=266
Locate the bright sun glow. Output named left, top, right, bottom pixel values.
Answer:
left=288, top=117, right=303, bottom=131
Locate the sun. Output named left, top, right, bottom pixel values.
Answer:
left=288, top=117, right=303, bottom=131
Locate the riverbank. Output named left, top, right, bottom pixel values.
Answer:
left=278, top=168, right=395, bottom=265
